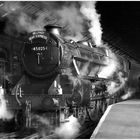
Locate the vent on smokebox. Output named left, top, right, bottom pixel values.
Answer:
left=44, top=24, right=62, bottom=36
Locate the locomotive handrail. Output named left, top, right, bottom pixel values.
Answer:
left=77, top=43, right=110, bottom=58
left=90, top=95, right=116, bottom=101
left=72, top=57, right=80, bottom=75
left=73, top=56, right=108, bottom=66
left=79, top=75, right=111, bottom=81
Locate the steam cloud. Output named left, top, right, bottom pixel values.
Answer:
left=32, top=114, right=54, bottom=137
left=32, top=114, right=81, bottom=139
left=98, top=47, right=120, bottom=79
left=55, top=115, right=81, bottom=139
left=0, top=86, right=13, bottom=120
left=121, top=88, right=136, bottom=100
left=1, top=1, right=102, bottom=43
left=107, top=71, right=128, bottom=95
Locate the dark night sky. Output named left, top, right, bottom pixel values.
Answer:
left=97, top=1, right=140, bottom=62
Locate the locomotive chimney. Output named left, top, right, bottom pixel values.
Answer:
left=44, top=25, right=62, bottom=35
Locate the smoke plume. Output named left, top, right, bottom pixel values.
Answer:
left=1, top=1, right=102, bottom=43
left=80, top=1, right=102, bottom=46
left=2, top=2, right=54, bottom=34
left=55, top=4, right=84, bottom=41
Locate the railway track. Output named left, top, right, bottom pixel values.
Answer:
left=0, top=132, right=17, bottom=139
left=0, top=125, right=96, bottom=139
left=0, top=132, right=40, bottom=139
left=23, top=133, right=40, bottom=139
left=0, top=120, right=97, bottom=139
left=0, top=130, right=59, bottom=139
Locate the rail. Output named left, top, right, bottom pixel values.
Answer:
left=0, top=132, right=17, bottom=139
left=24, top=133, right=40, bottom=139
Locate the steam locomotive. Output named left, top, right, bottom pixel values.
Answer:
left=0, top=25, right=131, bottom=130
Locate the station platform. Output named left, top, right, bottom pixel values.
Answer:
left=90, top=99, right=140, bottom=139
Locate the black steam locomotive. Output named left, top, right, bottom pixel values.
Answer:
left=0, top=25, right=131, bottom=130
